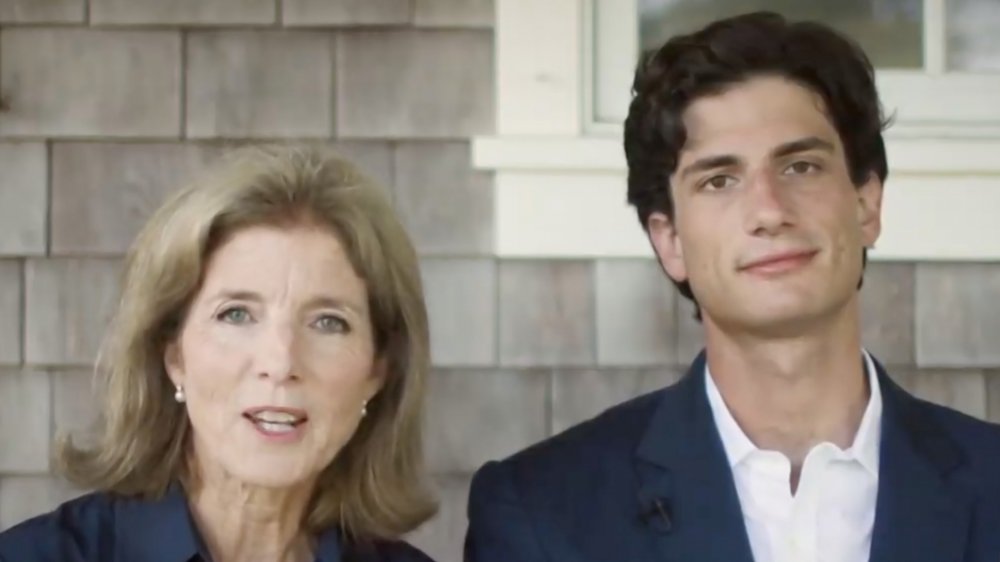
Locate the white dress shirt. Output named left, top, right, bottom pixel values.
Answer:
left=705, top=351, right=882, bottom=562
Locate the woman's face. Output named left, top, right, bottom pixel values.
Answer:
left=165, top=224, right=384, bottom=489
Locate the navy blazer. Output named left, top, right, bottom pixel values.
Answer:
left=465, top=353, right=1000, bottom=562
left=0, top=482, right=434, bottom=562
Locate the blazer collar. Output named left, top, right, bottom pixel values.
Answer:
left=869, top=359, right=972, bottom=562
left=634, top=351, right=755, bottom=562
left=633, top=352, right=972, bottom=562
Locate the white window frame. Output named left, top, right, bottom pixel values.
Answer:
left=589, top=0, right=1000, bottom=137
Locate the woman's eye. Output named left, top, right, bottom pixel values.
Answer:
left=217, top=306, right=252, bottom=325
left=313, top=315, right=349, bottom=334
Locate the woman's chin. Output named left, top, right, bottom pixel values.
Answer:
left=223, top=463, right=316, bottom=489
left=207, top=447, right=323, bottom=489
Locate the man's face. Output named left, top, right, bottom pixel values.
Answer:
left=649, top=75, right=883, bottom=337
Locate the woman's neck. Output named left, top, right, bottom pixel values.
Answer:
left=186, top=461, right=316, bottom=562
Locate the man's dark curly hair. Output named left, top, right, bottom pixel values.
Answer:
left=624, top=11, right=890, bottom=313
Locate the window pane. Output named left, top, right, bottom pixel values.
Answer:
left=639, top=0, right=923, bottom=69
left=947, top=0, right=1000, bottom=71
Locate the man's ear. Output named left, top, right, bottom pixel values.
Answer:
left=648, top=211, right=688, bottom=283
left=857, top=172, right=883, bottom=249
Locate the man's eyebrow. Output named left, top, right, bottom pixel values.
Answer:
left=678, top=154, right=741, bottom=181
left=771, top=136, right=835, bottom=159
left=677, top=137, right=834, bottom=181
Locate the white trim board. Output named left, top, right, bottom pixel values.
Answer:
left=493, top=171, right=1000, bottom=261
left=495, top=0, right=582, bottom=135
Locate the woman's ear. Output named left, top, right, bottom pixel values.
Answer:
left=368, top=355, right=389, bottom=398
left=164, top=341, right=184, bottom=387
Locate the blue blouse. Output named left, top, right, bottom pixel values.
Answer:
left=0, top=482, right=434, bottom=562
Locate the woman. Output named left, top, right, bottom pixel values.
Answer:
left=0, top=145, right=438, bottom=561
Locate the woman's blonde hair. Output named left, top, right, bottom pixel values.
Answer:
left=57, top=143, right=436, bottom=540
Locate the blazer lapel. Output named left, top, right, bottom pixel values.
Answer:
left=869, top=365, right=973, bottom=562
left=633, top=353, right=755, bottom=562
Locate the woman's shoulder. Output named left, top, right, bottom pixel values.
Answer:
left=377, top=540, right=436, bottom=562
left=348, top=537, right=437, bottom=562
left=0, top=490, right=117, bottom=561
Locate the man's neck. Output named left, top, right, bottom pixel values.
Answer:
left=703, top=308, right=871, bottom=480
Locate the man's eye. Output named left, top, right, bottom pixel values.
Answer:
left=702, top=175, right=736, bottom=190
left=785, top=161, right=819, bottom=175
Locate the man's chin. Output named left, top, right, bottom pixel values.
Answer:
left=706, top=300, right=837, bottom=338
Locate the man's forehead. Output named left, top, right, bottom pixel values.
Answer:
left=682, top=76, right=832, bottom=133
left=680, top=79, right=840, bottom=155
left=681, top=123, right=839, bottom=156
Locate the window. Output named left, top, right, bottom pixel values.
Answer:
left=590, top=0, right=1000, bottom=135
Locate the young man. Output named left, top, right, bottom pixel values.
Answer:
left=464, top=12, right=1000, bottom=562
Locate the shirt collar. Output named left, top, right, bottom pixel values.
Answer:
left=115, top=481, right=344, bottom=562
left=705, top=349, right=882, bottom=475
left=114, top=481, right=204, bottom=562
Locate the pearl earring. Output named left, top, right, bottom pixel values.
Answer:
left=174, top=385, right=186, bottom=403
left=361, top=399, right=368, bottom=417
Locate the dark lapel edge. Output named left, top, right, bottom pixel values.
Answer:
left=633, top=352, right=755, bottom=562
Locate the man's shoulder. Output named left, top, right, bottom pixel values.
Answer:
left=471, top=381, right=677, bottom=505
left=517, top=385, right=664, bottom=465
left=896, top=388, right=1000, bottom=508
left=0, top=490, right=115, bottom=561
left=917, top=397, right=1000, bottom=468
